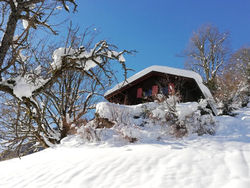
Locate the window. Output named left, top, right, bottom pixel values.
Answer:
left=152, top=85, right=158, bottom=96
left=161, top=87, right=168, bottom=95
left=137, top=88, right=143, bottom=98
left=145, top=89, right=152, bottom=97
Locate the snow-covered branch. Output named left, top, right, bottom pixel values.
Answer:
left=0, top=40, right=132, bottom=101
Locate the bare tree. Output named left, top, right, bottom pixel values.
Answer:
left=0, top=0, right=132, bottom=155
left=215, top=47, right=250, bottom=113
left=229, top=47, right=250, bottom=90
left=183, top=24, right=230, bottom=93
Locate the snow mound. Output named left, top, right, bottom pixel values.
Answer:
left=75, top=99, right=215, bottom=145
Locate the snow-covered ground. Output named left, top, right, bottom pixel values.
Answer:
left=0, top=107, right=250, bottom=188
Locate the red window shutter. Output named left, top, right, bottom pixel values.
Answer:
left=152, top=85, right=158, bottom=96
left=137, top=88, right=142, bottom=98
left=168, top=83, right=175, bottom=94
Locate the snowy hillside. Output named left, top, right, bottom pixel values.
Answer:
left=0, top=106, right=250, bottom=188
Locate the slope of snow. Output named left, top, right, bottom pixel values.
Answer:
left=0, top=107, right=250, bottom=188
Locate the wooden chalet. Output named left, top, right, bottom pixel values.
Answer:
left=104, top=65, right=218, bottom=115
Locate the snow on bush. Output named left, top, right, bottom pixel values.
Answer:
left=75, top=97, right=216, bottom=145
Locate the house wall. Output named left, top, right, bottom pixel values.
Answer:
left=107, top=72, right=205, bottom=105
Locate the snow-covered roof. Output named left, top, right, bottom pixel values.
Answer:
left=105, top=65, right=218, bottom=115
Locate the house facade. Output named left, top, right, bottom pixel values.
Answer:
left=104, top=65, right=218, bottom=115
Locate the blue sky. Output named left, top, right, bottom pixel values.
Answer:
left=62, top=0, right=250, bottom=79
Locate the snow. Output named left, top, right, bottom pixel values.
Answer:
left=13, top=0, right=18, bottom=7
left=118, top=54, right=125, bottom=62
left=51, top=47, right=73, bottom=69
left=0, top=105, right=250, bottom=188
left=34, top=65, right=42, bottom=74
left=104, top=65, right=218, bottom=115
left=5, top=46, right=102, bottom=99
left=89, top=100, right=215, bottom=143
left=248, top=102, right=250, bottom=108
left=96, top=101, right=148, bottom=120
left=176, top=102, right=199, bottom=120
left=0, top=65, right=51, bottom=100
left=85, top=59, right=97, bottom=70
left=56, top=6, right=63, bottom=10
left=13, top=77, right=36, bottom=99
left=18, top=50, right=28, bottom=62
left=51, top=47, right=103, bottom=70
left=0, top=41, right=125, bottom=100
left=22, top=19, right=28, bottom=29
left=12, top=76, right=48, bottom=99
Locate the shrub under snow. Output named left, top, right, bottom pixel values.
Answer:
left=75, top=97, right=215, bottom=145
